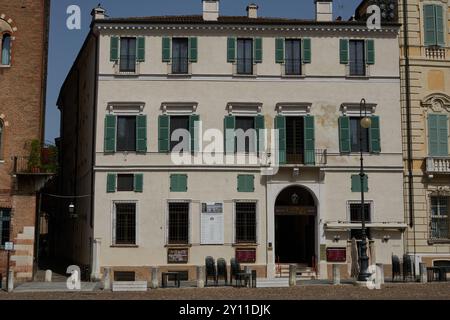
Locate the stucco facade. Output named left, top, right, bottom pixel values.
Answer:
left=57, top=2, right=405, bottom=281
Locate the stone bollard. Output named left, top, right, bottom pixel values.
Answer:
left=289, top=264, right=297, bottom=287
left=332, top=264, right=341, bottom=285
left=103, top=267, right=112, bottom=290
left=45, top=270, right=52, bottom=282
left=7, top=270, right=14, bottom=292
left=196, top=266, right=205, bottom=288
left=419, top=263, right=427, bottom=284
left=151, top=267, right=159, bottom=289
left=376, top=263, right=384, bottom=285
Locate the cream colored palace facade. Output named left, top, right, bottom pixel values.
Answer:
left=56, top=1, right=406, bottom=281
left=398, top=0, right=450, bottom=269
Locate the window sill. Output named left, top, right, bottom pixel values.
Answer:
left=167, top=73, right=192, bottom=78
left=110, top=244, right=139, bottom=248
left=233, top=243, right=258, bottom=247
left=165, top=244, right=192, bottom=248
left=428, top=239, right=450, bottom=245
left=345, top=75, right=370, bottom=80
left=281, top=74, right=305, bottom=79
left=114, top=72, right=140, bottom=77
left=0, top=64, right=11, bottom=68
left=232, top=74, right=258, bottom=78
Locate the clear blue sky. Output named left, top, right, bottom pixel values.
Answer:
left=45, top=0, right=362, bottom=143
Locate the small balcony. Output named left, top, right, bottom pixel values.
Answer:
left=12, top=142, right=57, bottom=175
left=425, top=46, right=446, bottom=60
left=285, top=149, right=327, bottom=166
left=426, top=157, right=450, bottom=176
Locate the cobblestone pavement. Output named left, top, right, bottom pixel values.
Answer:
left=0, top=283, right=449, bottom=300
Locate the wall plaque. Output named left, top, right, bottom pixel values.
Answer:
left=236, top=248, right=256, bottom=263
left=167, top=248, right=189, bottom=264
left=326, top=247, right=347, bottom=263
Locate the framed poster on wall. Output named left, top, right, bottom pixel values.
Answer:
left=167, top=248, right=189, bottom=264
left=326, top=247, right=347, bottom=263
left=200, top=202, right=224, bottom=245
left=236, top=248, right=256, bottom=263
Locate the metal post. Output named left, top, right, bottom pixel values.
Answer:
left=358, top=98, right=370, bottom=282
left=6, top=250, right=10, bottom=292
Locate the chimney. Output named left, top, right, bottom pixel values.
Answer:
left=202, top=0, right=219, bottom=21
left=246, top=4, right=259, bottom=19
left=315, top=0, right=333, bottom=22
left=91, top=4, right=106, bottom=21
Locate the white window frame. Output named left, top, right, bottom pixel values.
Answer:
left=111, top=200, right=139, bottom=246
left=429, top=195, right=450, bottom=240
left=166, top=199, right=192, bottom=246
left=233, top=199, right=259, bottom=245
left=346, top=200, right=374, bottom=223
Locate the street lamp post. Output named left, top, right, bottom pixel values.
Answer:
left=358, top=98, right=372, bottom=282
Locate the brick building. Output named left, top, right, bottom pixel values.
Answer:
left=0, top=0, right=50, bottom=283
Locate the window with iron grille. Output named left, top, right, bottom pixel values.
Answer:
left=235, top=202, right=257, bottom=243
left=349, top=40, right=365, bottom=76
left=237, top=39, right=253, bottom=75
left=114, top=203, right=136, bottom=245
left=117, top=116, right=136, bottom=152
left=350, top=117, right=370, bottom=153
left=172, top=38, right=189, bottom=74
left=286, top=116, right=305, bottom=163
left=350, top=203, right=371, bottom=223
left=285, top=39, right=302, bottom=75
left=117, top=174, right=134, bottom=192
left=168, top=202, right=189, bottom=244
left=114, top=271, right=136, bottom=281
left=119, top=37, right=136, bottom=72
left=430, top=196, right=449, bottom=239
left=0, top=208, right=11, bottom=247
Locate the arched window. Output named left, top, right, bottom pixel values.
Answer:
left=1, top=34, right=11, bottom=65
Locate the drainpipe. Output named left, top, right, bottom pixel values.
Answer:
left=401, top=0, right=416, bottom=259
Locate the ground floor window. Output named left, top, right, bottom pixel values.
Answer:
left=168, top=202, right=189, bottom=244
left=113, top=203, right=136, bottom=245
left=430, top=196, right=449, bottom=240
left=235, top=202, right=257, bottom=243
left=0, top=208, right=11, bottom=247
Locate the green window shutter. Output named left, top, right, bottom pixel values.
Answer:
left=170, top=174, right=187, bottom=192
left=304, top=116, right=315, bottom=165
left=110, top=37, right=119, bottom=62
left=275, top=116, right=286, bottom=165
left=237, top=175, right=254, bottom=192
left=107, top=174, right=116, bottom=193
left=136, top=115, right=147, bottom=153
left=351, top=174, right=368, bottom=193
left=224, top=115, right=236, bottom=153
left=369, top=116, right=381, bottom=154
left=424, top=5, right=437, bottom=46
left=254, top=38, right=263, bottom=63
left=137, top=37, right=145, bottom=62
left=302, top=38, right=311, bottom=64
left=339, top=39, right=349, bottom=64
left=227, top=37, right=236, bottom=63
left=104, top=115, right=116, bottom=153
left=339, top=116, right=351, bottom=153
left=275, top=38, right=285, bottom=64
left=189, top=114, right=200, bottom=153
left=366, top=39, right=375, bottom=65
left=134, top=174, right=143, bottom=193
left=189, top=37, right=198, bottom=63
left=162, top=37, right=171, bottom=62
left=158, top=115, right=170, bottom=153
left=255, top=115, right=265, bottom=154
left=429, top=114, right=449, bottom=156
left=435, top=5, right=445, bottom=46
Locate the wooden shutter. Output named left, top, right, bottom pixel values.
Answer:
left=435, top=5, right=445, bottom=46
left=438, top=115, right=449, bottom=156
left=275, top=115, right=286, bottom=165
left=237, top=175, right=254, bottom=192
left=304, top=116, right=315, bottom=165
left=424, top=5, right=437, bottom=46
left=429, top=114, right=449, bottom=156
left=170, top=174, right=187, bottom=192
left=302, top=38, right=311, bottom=64
left=110, top=37, right=119, bottom=61
left=369, top=116, right=381, bottom=153
left=104, top=115, right=116, bottom=153
left=137, top=37, right=145, bottom=62
left=351, top=174, right=368, bottom=192
left=227, top=37, right=236, bottom=63
left=136, top=115, right=147, bottom=153
left=275, top=38, right=285, bottom=64
left=339, top=39, right=349, bottom=64
left=255, top=115, right=265, bottom=154
left=189, top=114, right=200, bottom=153
left=107, top=173, right=116, bottom=193
left=224, top=115, right=236, bottom=154
left=366, top=39, right=375, bottom=65
left=254, top=37, right=263, bottom=63
left=158, top=115, right=170, bottom=153
left=189, top=37, right=198, bottom=62
left=134, top=174, right=143, bottom=193
left=162, top=37, right=171, bottom=62
left=339, top=116, right=351, bottom=153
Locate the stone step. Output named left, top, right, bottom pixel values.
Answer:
left=112, top=281, right=148, bottom=292
left=256, top=279, right=290, bottom=288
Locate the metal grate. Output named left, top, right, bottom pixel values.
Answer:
left=431, top=196, right=449, bottom=239
left=235, top=202, right=257, bottom=243
left=114, top=271, right=136, bottom=282
left=286, top=116, right=304, bottom=163
left=115, top=203, right=136, bottom=245
left=168, top=202, right=189, bottom=244
left=0, top=208, right=11, bottom=246
left=350, top=203, right=371, bottom=223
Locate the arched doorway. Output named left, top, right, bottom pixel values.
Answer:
left=275, top=185, right=316, bottom=265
